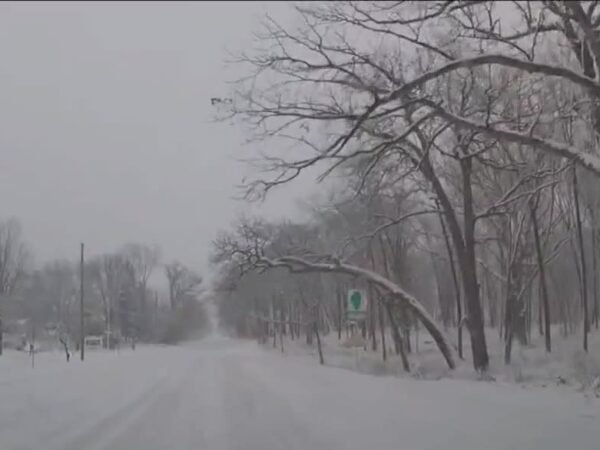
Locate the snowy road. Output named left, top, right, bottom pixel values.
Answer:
left=1, top=336, right=599, bottom=450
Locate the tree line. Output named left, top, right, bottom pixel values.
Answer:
left=0, top=218, right=207, bottom=354
left=211, top=1, right=600, bottom=373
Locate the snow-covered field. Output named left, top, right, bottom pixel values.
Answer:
left=0, top=335, right=598, bottom=450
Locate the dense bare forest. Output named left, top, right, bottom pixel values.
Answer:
left=212, top=1, right=600, bottom=376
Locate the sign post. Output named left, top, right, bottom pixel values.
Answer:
left=343, top=289, right=367, bottom=369
left=80, top=243, right=85, bottom=362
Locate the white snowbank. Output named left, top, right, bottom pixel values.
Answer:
left=277, top=325, right=600, bottom=392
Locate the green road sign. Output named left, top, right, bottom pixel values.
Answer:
left=346, top=289, right=367, bottom=321
left=347, top=289, right=366, bottom=312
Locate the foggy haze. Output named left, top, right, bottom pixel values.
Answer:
left=2, top=3, right=600, bottom=450
left=0, top=1, right=311, bottom=281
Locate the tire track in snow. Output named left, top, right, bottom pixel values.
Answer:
left=59, top=360, right=194, bottom=450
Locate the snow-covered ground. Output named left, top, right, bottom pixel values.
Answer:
left=280, top=325, right=600, bottom=391
left=0, top=336, right=598, bottom=450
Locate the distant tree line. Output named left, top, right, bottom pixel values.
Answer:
left=0, top=220, right=208, bottom=353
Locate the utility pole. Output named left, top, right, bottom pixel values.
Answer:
left=80, top=243, right=85, bottom=361
left=107, top=296, right=111, bottom=350
left=30, top=322, right=35, bottom=369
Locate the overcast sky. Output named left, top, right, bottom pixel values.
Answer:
left=0, top=1, right=318, bottom=284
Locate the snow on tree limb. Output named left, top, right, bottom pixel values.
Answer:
left=386, top=54, right=600, bottom=104
left=256, top=255, right=456, bottom=369
left=422, top=99, right=600, bottom=176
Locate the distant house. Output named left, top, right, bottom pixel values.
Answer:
left=84, top=335, right=103, bottom=349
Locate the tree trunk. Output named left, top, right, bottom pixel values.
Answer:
left=139, top=286, right=147, bottom=339
left=530, top=198, right=551, bottom=352
left=570, top=232, right=583, bottom=332
left=424, top=153, right=487, bottom=370
left=402, top=308, right=412, bottom=354
left=369, top=290, right=377, bottom=352
left=526, top=284, right=532, bottom=344
left=385, top=301, right=402, bottom=355
left=367, top=248, right=378, bottom=352
left=486, top=270, right=498, bottom=329
left=573, top=166, right=589, bottom=352
left=378, top=298, right=387, bottom=362
left=279, top=309, right=285, bottom=352
left=337, top=286, right=343, bottom=340
left=377, top=234, right=408, bottom=367
left=281, top=307, right=287, bottom=336
left=313, top=313, right=324, bottom=365
left=504, top=264, right=513, bottom=365
left=591, top=209, right=599, bottom=329
left=428, top=249, right=449, bottom=327
left=271, top=299, right=277, bottom=349
left=438, top=205, right=463, bottom=359
left=415, top=321, right=419, bottom=353
left=538, top=277, right=544, bottom=337
left=305, top=301, right=314, bottom=346
left=504, top=253, right=527, bottom=364
left=513, top=263, right=528, bottom=345
left=384, top=301, right=409, bottom=371
left=497, top=240, right=507, bottom=340
left=460, top=158, right=489, bottom=371
left=409, top=116, right=486, bottom=370
left=288, top=303, right=295, bottom=340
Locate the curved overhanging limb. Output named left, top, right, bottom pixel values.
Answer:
left=257, top=255, right=456, bottom=370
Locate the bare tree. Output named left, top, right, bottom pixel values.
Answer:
left=39, top=261, right=76, bottom=331
left=165, top=261, right=203, bottom=311
left=120, top=243, right=160, bottom=337
left=212, top=1, right=600, bottom=374
left=529, top=194, right=552, bottom=352
left=88, top=253, right=128, bottom=340
left=572, top=165, right=590, bottom=351
left=213, top=217, right=456, bottom=369
left=0, top=218, right=29, bottom=355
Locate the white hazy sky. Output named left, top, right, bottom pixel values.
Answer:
left=0, top=1, right=320, bottom=282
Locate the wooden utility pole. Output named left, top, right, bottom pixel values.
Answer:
left=30, top=322, right=35, bottom=369
left=80, top=243, right=85, bottom=361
